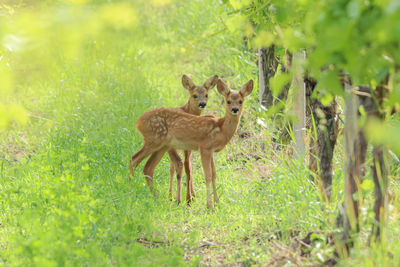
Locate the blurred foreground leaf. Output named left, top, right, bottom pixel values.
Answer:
left=0, top=103, right=28, bottom=129
left=270, top=72, right=291, bottom=97
left=100, top=2, right=138, bottom=30
left=365, top=118, right=400, bottom=155
left=0, top=1, right=138, bottom=129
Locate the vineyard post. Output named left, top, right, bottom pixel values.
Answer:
left=292, top=51, right=306, bottom=160
left=340, top=78, right=361, bottom=255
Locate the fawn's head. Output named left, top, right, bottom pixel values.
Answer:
left=182, top=74, right=218, bottom=111
left=217, top=79, right=253, bottom=116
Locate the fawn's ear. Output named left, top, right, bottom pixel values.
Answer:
left=182, top=74, right=196, bottom=91
left=203, top=75, right=218, bottom=90
left=240, top=79, right=254, bottom=97
left=217, top=79, right=230, bottom=97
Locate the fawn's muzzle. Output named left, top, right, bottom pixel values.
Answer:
left=199, top=102, right=206, bottom=109
left=231, top=107, right=239, bottom=115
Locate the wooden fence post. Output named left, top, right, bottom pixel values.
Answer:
left=343, top=80, right=359, bottom=243
left=335, top=78, right=365, bottom=257
left=292, top=51, right=306, bottom=160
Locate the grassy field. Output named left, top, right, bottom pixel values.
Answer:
left=1, top=0, right=400, bottom=266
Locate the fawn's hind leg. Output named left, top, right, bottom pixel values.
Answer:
left=143, top=146, right=169, bottom=195
left=129, top=141, right=164, bottom=177
left=130, top=145, right=151, bottom=177
left=168, top=149, right=183, bottom=203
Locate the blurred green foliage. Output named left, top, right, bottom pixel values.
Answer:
left=1, top=0, right=138, bottom=129
left=221, top=0, right=400, bottom=153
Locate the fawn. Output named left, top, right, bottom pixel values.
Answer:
left=129, top=78, right=253, bottom=210
left=166, top=74, right=218, bottom=201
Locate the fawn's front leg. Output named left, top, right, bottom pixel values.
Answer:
left=200, top=148, right=213, bottom=210
left=168, top=161, right=175, bottom=199
left=184, top=150, right=195, bottom=203
left=211, top=155, right=219, bottom=203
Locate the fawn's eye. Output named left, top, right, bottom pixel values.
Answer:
left=239, top=100, right=243, bottom=105
left=205, top=94, right=208, bottom=98
left=193, top=95, right=198, bottom=99
left=227, top=100, right=231, bottom=104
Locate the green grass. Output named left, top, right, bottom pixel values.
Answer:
left=1, top=0, right=400, bottom=266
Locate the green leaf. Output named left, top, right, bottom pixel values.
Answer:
left=365, top=119, right=400, bottom=155
left=270, top=72, right=291, bottom=97
left=319, top=92, right=334, bottom=106
left=225, top=14, right=247, bottom=33
left=253, top=31, right=275, bottom=47
left=229, top=0, right=251, bottom=10
left=361, top=179, right=374, bottom=192
left=316, top=70, right=344, bottom=98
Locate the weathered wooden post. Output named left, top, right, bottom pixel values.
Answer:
left=334, top=78, right=367, bottom=257
left=292, top=51, right=306, bottom=160
left=342, top=80, right=360, bottom=248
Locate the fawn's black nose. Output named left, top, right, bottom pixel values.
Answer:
left=199, top=102, right=206, bottom=109
left=231, top=107, right=239, bottom=114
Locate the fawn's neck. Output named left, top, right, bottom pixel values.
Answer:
left=220, top=113, right=241, bottom=142
left=181, top=101, right=201, bottom=115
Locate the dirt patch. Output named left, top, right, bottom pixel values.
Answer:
left=184, top=238, right=243, bottom=266
left=184, top=230, right=336, bottom=266
left=136, top=237, right=171, bottom=248
left=267, top=230, right=336, bottom=267
left=0, top=131, right=32, bottom=163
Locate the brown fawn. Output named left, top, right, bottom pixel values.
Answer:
left=129, top=78, right=253, bottom=210
left=166, top=74, right=218, bottom=201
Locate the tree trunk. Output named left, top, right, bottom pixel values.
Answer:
left=371, top=146, right=388, bottom=240
left=258, top=46, right=278, bottom=108
left=369, top=83, right=389, bottom=242
left=306, top=76, right=339, bottom=200
left=276, top=50, right=292, bottom=102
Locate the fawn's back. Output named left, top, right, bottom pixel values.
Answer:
left=136, top=108, right=222, bottom=150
